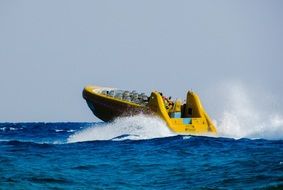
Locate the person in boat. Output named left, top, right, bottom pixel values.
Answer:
left=168, top=96, right=174, bottom=110
left=159, top=92, right=174, bottom=110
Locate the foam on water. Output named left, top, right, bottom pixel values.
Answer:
left=215, top=82, right=283, bottom=140
left=68, top=114, right=175, bottom=143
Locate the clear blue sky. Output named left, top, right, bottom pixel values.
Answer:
left=0, top=0, right=282, bottom=122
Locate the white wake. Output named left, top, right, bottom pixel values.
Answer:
left=68, top=114, right=175, bottom=143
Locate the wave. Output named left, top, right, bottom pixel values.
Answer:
left=0, top=140, right=56, bottom=147
left=0, top=138, right=67, bottom=145
left=54, top=129, right=76, bottom=133
left=67, top=114, right=176, bottom=143
left=0, top=127, right=23, bottom=131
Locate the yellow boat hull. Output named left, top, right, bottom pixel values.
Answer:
left=83, top=86, right=217, bottom=135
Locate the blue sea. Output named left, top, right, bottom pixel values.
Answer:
left=1, top=116, right=283, bottom=189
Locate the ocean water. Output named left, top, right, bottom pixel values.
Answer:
left=0, top=115, right=283, bottom=189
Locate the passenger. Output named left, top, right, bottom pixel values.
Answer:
left=162, top=95, right=170, bottom=109
left=168, top=101, right=174, bottom=111
left=158, top=92, right=175, bottom=109
left=165, top=101, right=169, bottom=109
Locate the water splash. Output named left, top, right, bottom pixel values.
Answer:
left=215, top=82, right=283, bottom=140
left=68, top=114, right=175, bottom=143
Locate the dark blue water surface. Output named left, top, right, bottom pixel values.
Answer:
left=0, top=123, right=282, bottom=189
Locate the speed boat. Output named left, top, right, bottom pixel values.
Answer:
left=83, top=85, right=217, bottom=135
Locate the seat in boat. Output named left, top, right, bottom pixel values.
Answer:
left=101, top=89, right=149, bottom=105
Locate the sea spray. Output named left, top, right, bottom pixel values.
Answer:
left=215, top=82, right=283, bottom=140
left=68, top=114, right=175, bottom=143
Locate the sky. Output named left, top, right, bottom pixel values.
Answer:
left=0, top=0, right=282, bottom=122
